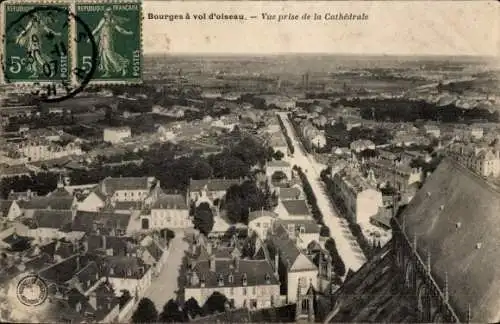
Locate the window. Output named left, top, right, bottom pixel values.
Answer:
left=218, top=274, right=224, bottom=286
left=288, top=224, right=295, bottom=232
left=243, top=287, right=247, bottom=296
left=298, top=277, right=306, bottom=287
left=242, top=273, right=248, bottom=286
left=252, top=287, right=256, bottom=295
left=228, top=274, right=234, bottom=283
left=131, top=192, right=134, bottom=197
left=256, top=222, right=261, bottom=228
left=299, top=226, right=305, bottom=234
left=124, top=192, right=127, bottom=197
left=263, top=223, right=269, bottom=229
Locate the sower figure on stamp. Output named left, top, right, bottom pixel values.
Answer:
left=15, top=12, right=61, bottom=78
left=90, top=7, right=134, bottom=77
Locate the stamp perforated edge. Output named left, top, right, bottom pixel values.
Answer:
left=0, top=0, right=75, bottom=88
left=74, top=0, right=144, bottom=87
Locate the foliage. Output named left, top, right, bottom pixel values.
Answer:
left=276, top=114, right=295, bottom=155
left=295, top=167, right=323, bottom=224
left=319, top=225, right=330, bottom=237
left=272, top=150, right=285, bottom=161
left=224, top=180, right=276, bottom=224
left=324, top=238, right=346, bottom=277
left=193, top=202, right=214, bottom=235
left=203, top=292, right=230, bottom=315
left=159, top=228, right=176, bottom=244
left=132, top=298, right=158, bottom=323
left=183, top=297, right=204, bottom=319
left=119, top=290, right=132, bottom=308
left=159, top=299, right=187, bottom=322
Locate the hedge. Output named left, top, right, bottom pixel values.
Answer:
left=276, top=114, right=295, bottom=155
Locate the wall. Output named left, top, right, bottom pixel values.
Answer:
left=287, top=270, right=318, bottom=303
left=151, top=209, right=192, bottom=229
left=78, top=192, right=105, bottom=212
left=117, top=296, right=137, bottom=323
left=355, top=189, right=383, bottom=224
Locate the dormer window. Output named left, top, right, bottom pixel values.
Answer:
left=200, top=276, right=206, bottom=288
left=228, top=274, right=234, bottom=283
left=127, top=269, right=132, bottom=276
left=265, top=273, right=271, bottom=284
left=299, top=226, right=305, bottom=234
left=218, top=274, right=224, bottom=286
left=75, top=302, right=82, bottom=313
left=242, top=273, right=248, bottom=286
left=109, top=267, right=114, bottom=275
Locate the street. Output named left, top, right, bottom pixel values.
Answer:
left=143, top=231, right=190, bottom=311
left=278, top=112, right=367, bottom=272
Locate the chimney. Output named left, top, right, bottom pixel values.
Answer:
left=209, top=255, right=216, bottom=272
left=88, top=293, right=97, bottom=310
left=274, top=251, right=279, bottom=276
left=233, top=255, right=240, bottom=272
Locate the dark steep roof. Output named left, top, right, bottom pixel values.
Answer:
left=151, top=194, right=188, bottom=209
left=189, top=178, right=241, bottom=192
left=33, top=210, right=73, bottom=229
left=281, top=200, right=310, bottom=216
left=0, top=200, right=15, bottom=216
left=100, top=177, right=153, bottom=196
left=327, top=244, right=418, bottom=323
left=21, top=196, right=74, bottom=210
left=401, top=158, right=500, bottom=323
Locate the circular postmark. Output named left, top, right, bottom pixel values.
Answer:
left=1, top=5, right=98, bottom=103
left=16, top=274, right=48, bottom=307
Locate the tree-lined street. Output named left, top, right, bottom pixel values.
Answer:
left=277, top=112, right=366, bottom=272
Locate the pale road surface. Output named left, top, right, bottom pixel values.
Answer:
left=144, top=231, right=190, bottom=310
left=278, top=112, right=367, bottom=272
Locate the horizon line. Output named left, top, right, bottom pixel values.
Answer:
left=143, top=52, right=498, bottom=59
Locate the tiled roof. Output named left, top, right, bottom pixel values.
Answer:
left=103, top=255, right=150, bottom=280
left=33, top=210, right=73, bottom=229
left=248, top=210, right=278, bottom=222
left=86, top=235, right=132, bottom=257
left=267, top=225, right=315, bottom=271
left=0, top=200, right=14, bottom=216
left=113, top=201, right=142, bottom=210
left=281, top=200, right=310, bottom=216
left=186, top=258, right=279, bottom=289
left=189, top=178, right=241, bottom=192
left=21, top=196, right=74, bottom=210
left=100, top=177, right=153, bottom=196
left=328, top=245, right=418, bottom=323
left=277, top=187, right=302, bottom=200
left=151, top=194, right=188, bottom=209
left=267, top=160, right=290, bottom=167
left=72, top=211, right=131, bottom=234
left=48, top=187, right=72, bottom=198
left=400, top=158, right=500, bottom=323
left=276, top=219, right=321, bottom=234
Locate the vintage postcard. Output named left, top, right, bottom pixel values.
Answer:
left=0, top=1, right=499, bottom=324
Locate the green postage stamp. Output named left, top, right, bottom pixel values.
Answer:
left=2, top=3, right=71, bottom=84
left=1, top=0, right=143, bottom=86
left=75, top=1, right=143, bottom=84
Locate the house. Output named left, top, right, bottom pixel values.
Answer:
left=276, top=187, right=304, bottom=201
left=266, top=225, right=318, bottom=303
left=7, top=189, right=38, bottom=201
left=26, top=209, right=75, bottom=243
left=247, top=210, right=278, bottom=239
left=423, top=124, right=441, bottom=138
left=103, top=126, right=131, bottom=144
left=188, top=178, right=241, bottom=206
left=274, top=219, right=320, bottom=250
left=20, top=196, right=76, bottom=218
left=139, top=235, right=169, bottom=276
left=78, top=177, right=157, bottom=212
left=147, top=193, right=191, bottom=230
left=0, top=200, right=22, bottom=221
left=267, top=132, right=289, bottom=159
left=331, top=167, right=384, bottom=225
left=185, top=243, right=281, bottom=309
left=274, top=200, right=311, bottom=221
left=350, top=140, right=376, bottom=153
left=72, top=211, right=131, bottom=237
left=301, top=121, right=327, bottom=149
left=266, top=160, right=292, bottom=181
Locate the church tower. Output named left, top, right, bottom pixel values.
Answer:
left=296, top=281, right=315, bottom=322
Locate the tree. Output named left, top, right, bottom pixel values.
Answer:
left=132, top=298, right=158, bottom=323
left=159, top=299, right=186, bottom=322
left=193, top=202, right=214, bottom=236
left=271, top=171, right=288, bottom=183
left=119, top=290, right=132, bottom=308
left=272, top=150, right=285, bottom=161
left=203, top=292, right=229, bottom=315
left=184, top=297, right=204, bottom=319
left=324, top=238, right=346, bottom=277
left=225, top=180, right=269, bottom=224
left=320, top=225, right=330, bottom=237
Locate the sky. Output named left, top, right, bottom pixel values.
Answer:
left=142, top=1, right=499, bottom=57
